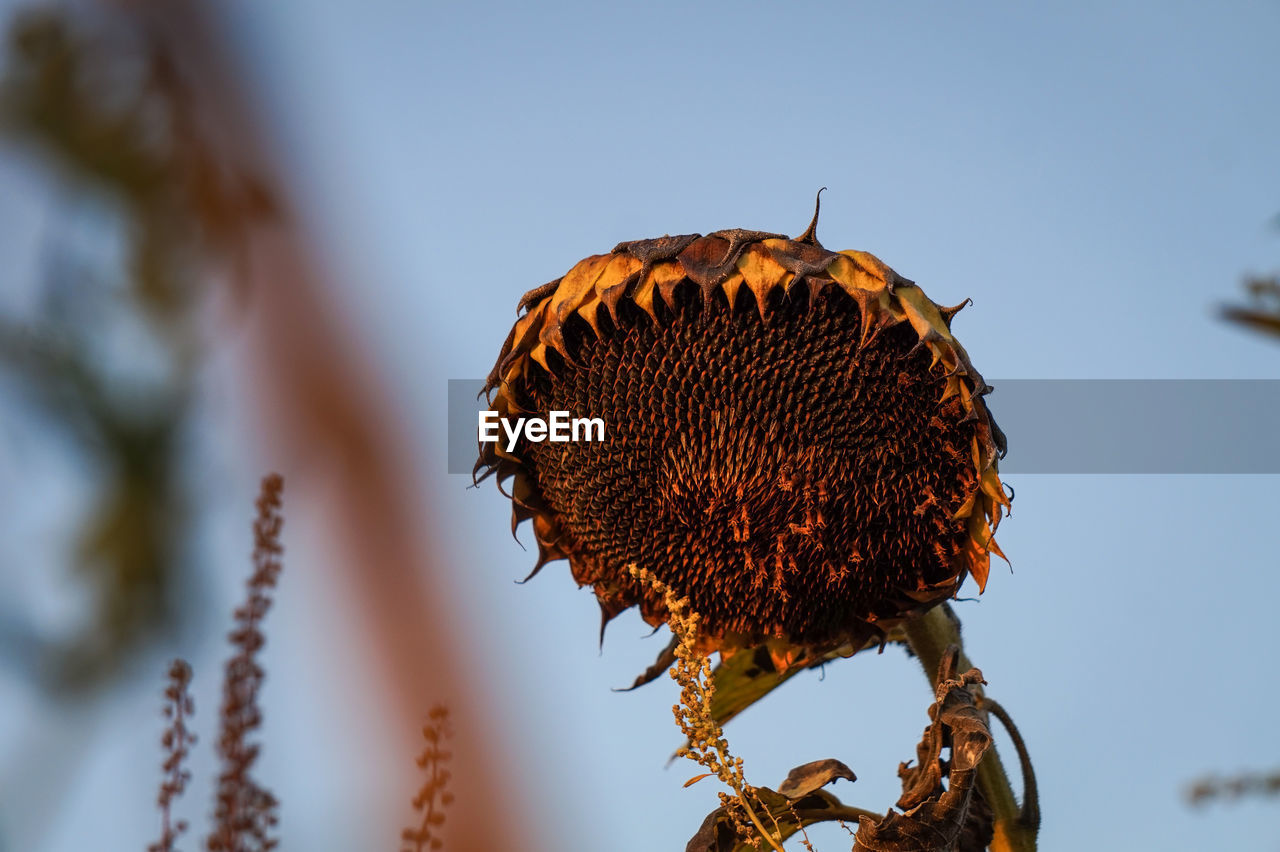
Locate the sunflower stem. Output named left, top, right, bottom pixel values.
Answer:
left=903, top=604, right=1038, bottom=852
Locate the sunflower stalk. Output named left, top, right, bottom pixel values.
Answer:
left=903, top=604, right=1037, bottom=852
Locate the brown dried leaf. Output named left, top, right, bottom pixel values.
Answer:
left=777, top=758, right=858, bottom=799
left=853, top=647, right=993, bottom=852
left=616, top=636, right=678, bottom=692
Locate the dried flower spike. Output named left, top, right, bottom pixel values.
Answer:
left=207, top=473, right=284, bottom=852
left=150, top=659, right=196, bottom=852
left=401, top=705, right=455, bottom=852
left=478, top=211, right=1009, bottom=669
left=632, top=565, right=786, bottom=851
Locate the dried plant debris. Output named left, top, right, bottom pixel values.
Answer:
left=1187, top=769, right=1280, bottom=806
left=853, top=648, right=993, bottom=852
left=1223, top=276, right=1280, bottom=339
left=479, top=210, right=1009, bottom=674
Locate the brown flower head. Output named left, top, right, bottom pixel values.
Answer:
left=477, top=208, right=1009, bottom=670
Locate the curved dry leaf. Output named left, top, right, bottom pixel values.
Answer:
left=616, top=636, right=679, bottom=692
left=777, top=758, right=858, bottom=799
left=853, top=647, right=993, bottom=852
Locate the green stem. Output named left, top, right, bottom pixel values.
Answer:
left=902, top=604, right=1038, bottom=852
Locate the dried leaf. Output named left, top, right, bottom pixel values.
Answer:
left=852, top=647, right=994, bottom=852
left=705, top=644, right=820, bottom=725
left=777, top=758, right=857, bottom=799
left=616, top=636, right=678, bottom=692
left=706, top=624, right=908, bottom=726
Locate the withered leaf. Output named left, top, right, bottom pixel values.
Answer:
left=777, top=758, right=857, bottom=799
left=703, top=625, right=907, bottom=727
left=616, top=636, right=678, bottom=692
left=707, top=645, right=808, bottom=723
left=853, top=647, right=993, bottom=852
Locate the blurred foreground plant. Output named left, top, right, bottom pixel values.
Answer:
left=147, top=474, right=283, bottom=852
left=0, top=7, right=273, bottom=688
left=2, top=4, right=512, bottom=848
left=148, top=474, right=459, bottom=852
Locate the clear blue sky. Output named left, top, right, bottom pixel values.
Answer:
left=3, top=1, right=1280, bottom=849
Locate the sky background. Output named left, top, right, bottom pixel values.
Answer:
left=2, top=1, right=1280, bottom=850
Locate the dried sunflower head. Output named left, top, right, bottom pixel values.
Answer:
left=477, top=212, right=1009, bottom=670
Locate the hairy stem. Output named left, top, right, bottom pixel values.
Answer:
left=902, top=604, right=1038, bottom=852
left=983, top=698, right=1040, bottom=834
